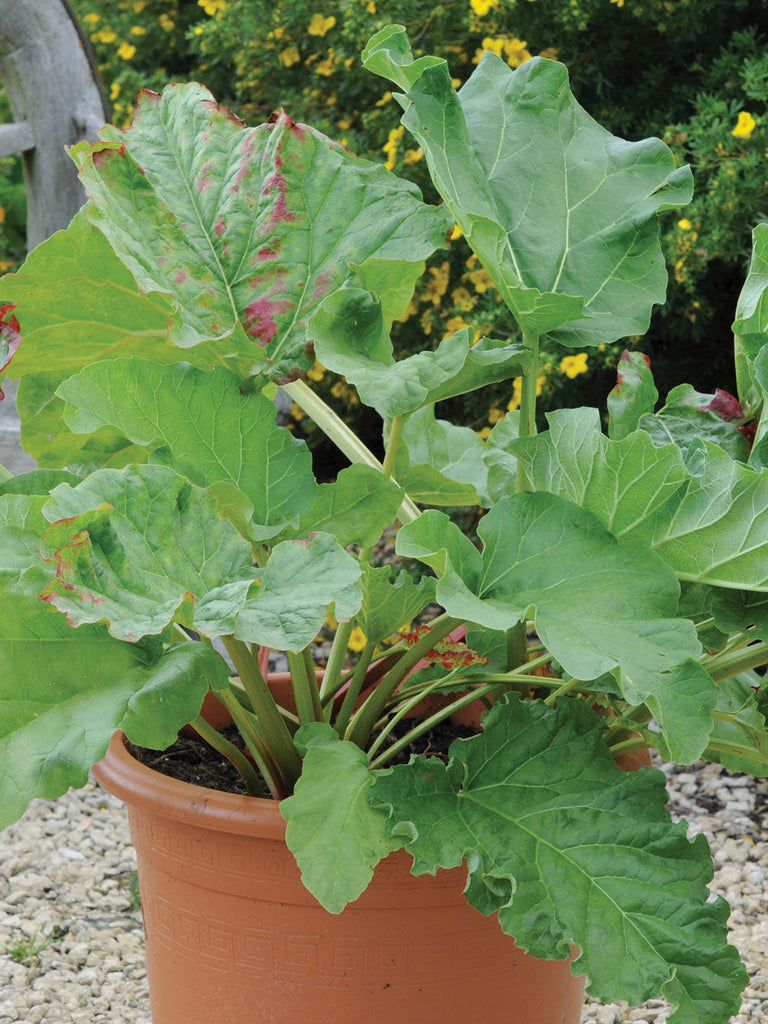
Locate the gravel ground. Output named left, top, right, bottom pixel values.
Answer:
left=1, top=758, right=766, bottom=1023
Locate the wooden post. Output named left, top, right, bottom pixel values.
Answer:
left=0, top=0, right=109, bottom=473
left=0, top=0, right=109, bottom=248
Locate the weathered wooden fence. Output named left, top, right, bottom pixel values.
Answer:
left=0, top=0, right=108, bottom=473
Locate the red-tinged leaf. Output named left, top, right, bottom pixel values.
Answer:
left=0, top=304, right=20, bottom=398
left=739, top=420, right=758, bottom=445
left=700, top=389, right=744, bottom=422
left=403, top=624, right=489, bottom=669
left=607, top=350, right=658, bottom=441
left=71, top=84, right=452, bottom=383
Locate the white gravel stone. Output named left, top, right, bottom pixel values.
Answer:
left=0, top=759, right=765, bottom=1022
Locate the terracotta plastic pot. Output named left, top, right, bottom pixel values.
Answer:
left=93, top=730, right=587, bottom=1024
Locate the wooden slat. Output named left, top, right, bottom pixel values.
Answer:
left=0, top=120, right=34, bottom=158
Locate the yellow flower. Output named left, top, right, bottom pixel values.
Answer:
left=444, top=316, right=469, bottom=335
left=503, top=38, right=532, bottom=68
left=83, top=12, right=100, bottom=25
left=450, top=223, right=463, bottom=241
left=488, top=407, right=504, bottom=424
left=110, top=81, right=121, bottom=102
left=560, top=352, right=589, bottom=378
left=451, top=286, right=474, bottom=312
left=470, top=0, right=497, bottom=14
left=610, top=0, right=625, bottom=6
left=198, top=0, right=227, bottom=15
left=367, top=0, right=376, bottom=12
left=92, top=27, right=116, bottom=44
left=677, top=218, right=693, bottom=231
left=425, top=262, right=450, bottom=305
left=507, top=377, right=523, bottom=411
left=315, top=51, right=336, bottom=77
left=280, top=46, right=301, bottom=68
left=403, top=147, right=423, bottom=165
left=133, top=1, right=146, bottom=11
left=732, top=111, right=756, bottom=140
left=480, top=36, right=505, bottom=59
left=307, top=362, right=325, bottom=382
left=308, top=14, right=336, bottom=36
left=130, top=25, right=147, bottom=36
left=290, top=402, right=305, bottom=421
left=383, top=125, right=404, bottom=170
left=348, top=626, right=368, bottom=653
left=469, top=267, right=493, bottom=293
left=375, top=91, right=393, bottom=106
left=478, top=426, right=492, bottom=439
left=117, top=42, right=136, bottom=60
left=159, top=14, right=175, bottom=30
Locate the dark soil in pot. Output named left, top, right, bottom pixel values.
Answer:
left=128, top=718, right=479, bottom=797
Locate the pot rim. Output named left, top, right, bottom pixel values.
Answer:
left=92, top=730, right=287, bottom=839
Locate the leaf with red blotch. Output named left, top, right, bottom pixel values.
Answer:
left=638, top=383, right=752, bottom=463
left=607, top=350, right=658, bottom=440
left=403, top=623, right=489, bottom=669
left=701, top=389, right=744, bottom=422
left=0, top=305, right=20, bottom=398
left=70, top=83, right=452, bottom=383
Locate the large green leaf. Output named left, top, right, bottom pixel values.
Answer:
left=308, top=286, right=528, bottom=417
left=638, top=384, right=751, bottom=464
left=0, top=494, right=49, bottom=568
left=230, top=533, right=362, bottom=651
left=483, top=414, right=520, bottom=504
left=57, top=358, right=316, bottom=540
left=749, top=347, right=768, bottom=470
left=0, top=468, right=81, bottom=498
left=649, top=442, right=768, bottom=590
left=39, top=464, right=257, bottom=641
left=280, top=463, right=402, bottom=548
left=395, top=405, right=489, bottom=507
left=0, top=209, right=242, bottom=380
left=732, top=223, right=768, bottom=418
left=281, top=724, right=397, bottom=912
left=17, top=370, right=147, bottom=471
left=396, top=493, right=711, bottom=762
left=693, top=675, right=768, bottom=776
left=504, top=407, right=688, bottom=539
left=358, top=565, right=437, bottom=647
left=510, top=410, right=768, bottom=591
left=363, top=26, right=692, bottom=346
left=0, top=566, right=231, bottom=830
left=71, top=83, right=452, bottom=382
left=369, top=695, right=747, bottom=1024
left=710, top=587, right=768, bottom=642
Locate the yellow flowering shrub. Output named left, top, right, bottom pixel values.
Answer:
left=0, top=0, right=757, bottom=439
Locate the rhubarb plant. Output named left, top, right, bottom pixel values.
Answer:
left=1, top=24, right=767, bottom=1023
